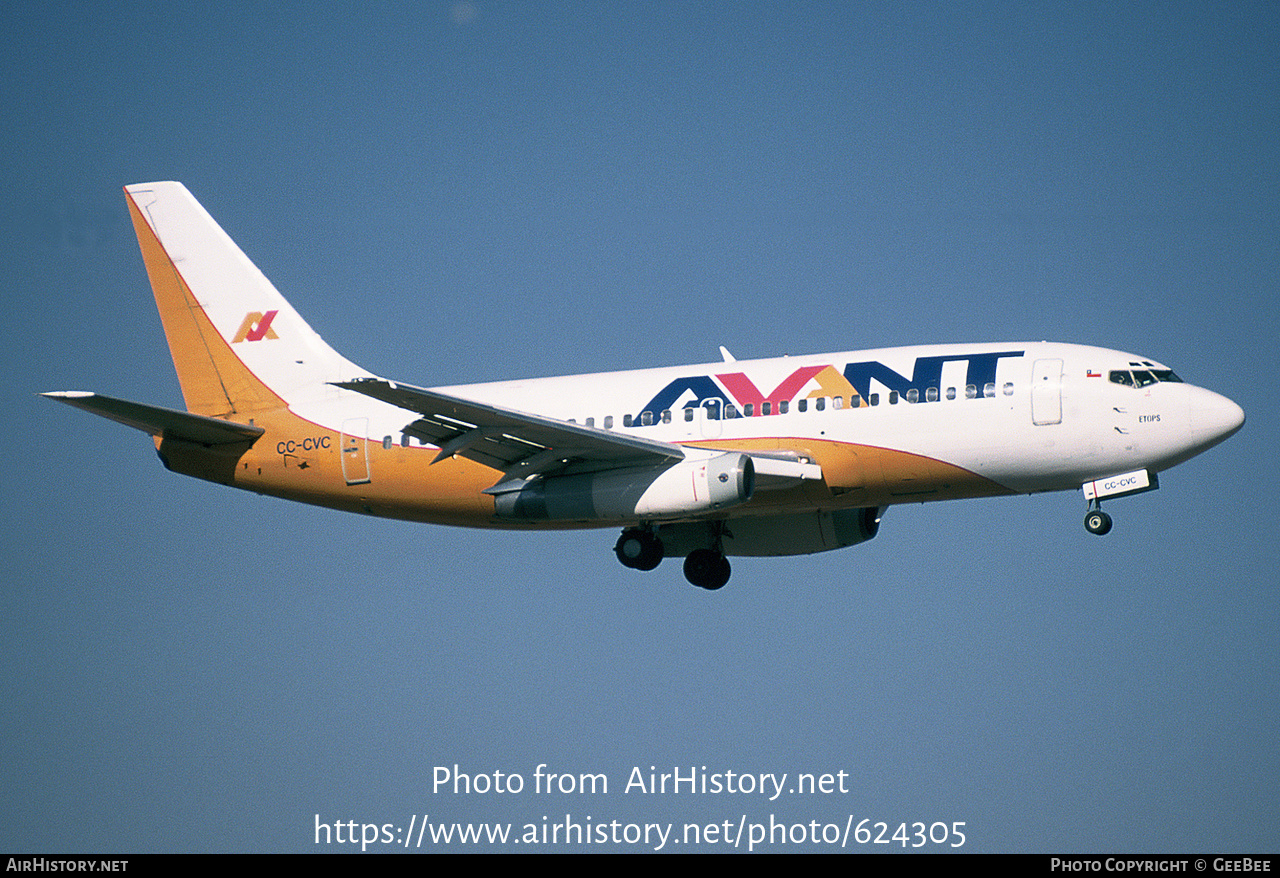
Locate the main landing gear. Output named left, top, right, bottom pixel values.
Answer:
left=614, top=525, right=732, bottom=590
left=614, top=527, right=663, bottom=571
left=683, top=548, right=731, bottom=591
left=1084, top=501, right=1113, bottom=536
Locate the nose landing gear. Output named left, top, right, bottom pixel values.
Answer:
left=1084, top=503, right=1113, bottom=535
left=1080, top=469, right=1160, bottom=536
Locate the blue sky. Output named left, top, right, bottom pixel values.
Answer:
left=3, top=1, right=1277, bottom=853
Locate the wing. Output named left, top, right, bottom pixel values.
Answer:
left=333, top=377, right=686, bottom=486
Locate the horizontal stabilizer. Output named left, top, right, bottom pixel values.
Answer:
left=41, top=391, right=264, bottom=445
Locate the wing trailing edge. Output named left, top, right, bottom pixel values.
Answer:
left=333, top=377, right=685, bottom=481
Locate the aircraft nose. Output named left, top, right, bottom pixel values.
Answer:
left=1186, top=386, right=1245, bottom=450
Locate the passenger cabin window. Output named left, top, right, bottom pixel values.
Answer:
left=744, top=403, right=754, bottom=417
left=832, top=396, right=843, bottom=410
left=761, top=401, right=771, bottom=415
left=604, top=416, right=613, bottom=429
left=965, top=384, right=977, bottom=399
left=983, top=383, right=995, bottom=398
left=623, top=414, right=633, bottom=427
left=661, top=410, right=671, bottom=424
left=641, top=411, right=654, bottom=426
left=850, top=394, right=860, bottom=407
left=869, top=393, right=879, bottom=406
left=906, top=389, right=919, bottom=403
left=1003, top=382, right=1014, bottom=396
left=798, top=399, right=807, bottom=412
left=946, top=387, right=956, bottom=400
left=586, top=417, right=595, bottom=427
left=815, top=397, right=826, bottom=411
left=684, top=407, right=695, bottom=422
left=778, top=400, right=789, bottom=414
left=383, top=436, right=393, bottom=450
left=926, top=387, right=938, bottom=402
left=889, top=391, right=899, bottom=404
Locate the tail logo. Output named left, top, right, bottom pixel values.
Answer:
left=232, top=310, right=280, bottom=343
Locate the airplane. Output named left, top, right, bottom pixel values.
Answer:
left=44, top=182, right=1245, bottom=590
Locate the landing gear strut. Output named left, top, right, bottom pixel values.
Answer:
left=614, top=527, right=663, bottom=571
left=1084, top=501, right=1113, bottom=536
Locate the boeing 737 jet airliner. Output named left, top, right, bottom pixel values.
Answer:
left=45, top=183, right=1245, bottom=589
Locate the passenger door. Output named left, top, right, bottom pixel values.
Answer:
left=1031, top=358, right=1063, bottom=426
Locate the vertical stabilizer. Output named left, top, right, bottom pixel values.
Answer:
left=124, top=182, right=368, bottom=417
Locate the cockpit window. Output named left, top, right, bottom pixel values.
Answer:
left=1110, top=369, right=1182, bottom=388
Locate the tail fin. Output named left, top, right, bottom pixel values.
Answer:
left=124, top=182, right=368, bottom=417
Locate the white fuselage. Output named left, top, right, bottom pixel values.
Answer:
left=286, top=340, right=1241, bottom=508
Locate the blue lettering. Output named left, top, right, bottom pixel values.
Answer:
left=633, top=351, right=1026, bottom=427
left=843, top=351, right=1023, bottom=402
left=637, top=376, right=725, bottom=421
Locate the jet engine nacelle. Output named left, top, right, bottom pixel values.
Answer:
left=493, top=452, right=755, bottom=522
